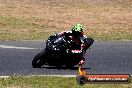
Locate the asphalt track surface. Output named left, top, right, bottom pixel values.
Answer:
left=0, top=41, right=132, bottom=76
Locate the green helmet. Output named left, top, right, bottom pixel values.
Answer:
left=72, top=24, right=83, bottom=33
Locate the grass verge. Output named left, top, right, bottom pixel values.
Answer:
left=0, top=0, right=132, bottom=41
left=0, top=76, right=131, bottom=88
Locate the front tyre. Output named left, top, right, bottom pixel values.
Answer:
left=32, top=49, right=47, bottom=68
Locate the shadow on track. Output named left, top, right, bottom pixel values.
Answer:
left=41, top=66, right=91, bottom=70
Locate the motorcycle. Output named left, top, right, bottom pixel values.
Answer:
left=32, top=33, right=93, bottom=68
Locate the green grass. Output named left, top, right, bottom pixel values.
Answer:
left=0, top=76, right=131, bottom=88
left=0, top=16, right=52, bottom=40
left=0, top=0, right=132, bottom=41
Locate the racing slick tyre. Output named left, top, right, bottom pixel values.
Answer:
left=65, top=60, right=76, bottom=69
left=32, top=49, right=47, bottom=68
left=76, top=75, right=87, bottom=85
left=65, top=64, right=75, bottom=69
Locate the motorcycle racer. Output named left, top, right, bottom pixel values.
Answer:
left=32, top=24, right=94, bottom=68
left=57, top=24, right=94, bottom=65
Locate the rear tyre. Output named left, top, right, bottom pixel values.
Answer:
left=32, top=49, right=47, bottom=68
left=65, top=56, right=77, bottom=69
left=65, top=64, right=75, bottom=69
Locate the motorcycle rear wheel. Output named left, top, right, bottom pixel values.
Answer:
left=65, top=63, right=76, bottom=69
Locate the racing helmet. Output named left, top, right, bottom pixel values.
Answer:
left=71, top=24, right=83, bottom=35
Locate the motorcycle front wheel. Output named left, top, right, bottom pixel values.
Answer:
left=32, top=49, right=47, bottom=68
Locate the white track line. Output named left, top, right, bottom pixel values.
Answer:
left=0, top=76, right=10, bottom=78
left=0, top=75, right=76, bottom=78
left=0, top=45, right=37, bottom=49
left=28, top=75, right=76, bottom=77
left=0, top=75, right=131, bottom=78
